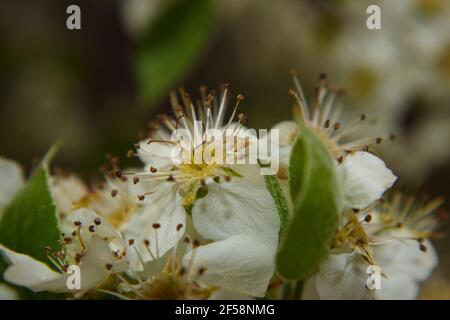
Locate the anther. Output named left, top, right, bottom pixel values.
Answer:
left=128, top=239, right=135, bottom=246
left=176, top=224, right=183, bottom=231
left=337, top=156, right=344, bottom=164
left=360, top=114, right=366, bottom=121
left=152, top=223, right=161, bottom=229
left=94, top=218, right=102, bottom=225
left=88, top=225, right=96, bottom=233
left=324, top=120, right=330, bottom=128
left=127, top=150, right=134, bottom=158
left=150, top=166, right=157, bottom=173
left=419, top=243, right=427, bottom=252
left=105, top=263, right=113, bottom=270
left=115, top=170, right=122, bottom=178
left=364, top=215, right=372, bottom=223
left=197, top=267, right=206, bottom=276
left=111, top=189, right=118, bottom=197
left=133, top=176, right=140, bottom=185
left=144, top=239, right=150, bottom=246
left=138, top=195, right=145, bottom=201
left=376, top=137, right=382, bottom=144
left=193, top=239, right=200, bottom=247
left=74, top=220, right=82, bottom=226
left=334, top=122, right=341, bottom=130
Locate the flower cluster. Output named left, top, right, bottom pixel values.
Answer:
left=0, top=75, right=444, bottom=300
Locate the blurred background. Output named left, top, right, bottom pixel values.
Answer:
left=0, top=0, right=449, bottom=298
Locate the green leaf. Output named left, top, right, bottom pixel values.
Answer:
left=134, top=0, right=215, bottom=106
left=0, top=145, right=63, bottom=298
left=276, top=123, right=341, bottom=280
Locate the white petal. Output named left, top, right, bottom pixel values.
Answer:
left=272, top=121, right=299, bottom=145
left=338, top=151, right=397, bottom=209
left=183, top=235, right=275, bottom=297
left=120, top=185, right=185, bottom=270
left=50, top=174, right=88, bottom=214
left=0, top=283, right=18, bottom=300
left=192, top=166, right=279, bottom=245
left=0, top=244, right=67, bottom=293
left=0, top=157, right=25, bottom=210
left=137, top=139, right=174, bottom=170
left=312, top=253, right=375, bottom=300
left=372, top=239, right=437, bottom=299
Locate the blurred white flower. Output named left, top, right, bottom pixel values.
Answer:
left=0, top=156, right=25, bottom=215
left=0, top=208, right=129, bottom=296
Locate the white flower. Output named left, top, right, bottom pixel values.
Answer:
left=0, top=208, right=129, bottom=296
left=275, top=73, right=397, bottom=210
left=0, top=156, right=25, bottom=214
left=121, top=87, right=280, bottom=296
left=304, top=193, right=441, bottom=300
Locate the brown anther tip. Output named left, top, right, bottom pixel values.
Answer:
left=133, top=177, right=140, bottom=185
left=138, top=195, right=145, bottom=201
left=356, top=238, right=366, bottom=246
left=360, top=114, right=366, bottom=121
left=236, top=94, right=244, bottom=100
left=72, top=230, right=77, bottom=236
left=193, top=239, right=200, bottom=247
left=150, top=166, right=157, bottom=173
left=144, top=239, right=150, bottom=246
left=224, top=176, right=231, bottom=182
left=333, top=122, right=341, bottom=130
left=88, top=225, right=96, bottom=233
left=184, top=237, right=191, bottom=244
left=200, top=179, right=206, bottom=187
left=115, top=171, right=122, bottom=178
left=364, top=215, right=372, bottom=223
left=179, top=267, right=186, bottom=276
left=152, top=223, right=161, bottom=229
left=288, top=88, right=296, bottom=96
left=337, top=156, right=344, bottom=164
left=74, top=220, right=82, bottom=226
left=111, top=189, right=118, bottom=198
left=419, top=243, right=427, bottom=252
left=167, top=175, right=175, bottom=182
left=376, top=137, right=382, bottom=144
left=324, top=119, right=330, bottom=128
left=197, top=267, right=206, bottom=276
left=64, top=237, right=73, bottom=244
left=128, top=239, right=135, bottom=246
left=176, top=224, right=183, bottom=231
left=352, top=208, right=360, bottom=213
left=127, top=150, right=134, bottom=158
left=319, top=72, right=327, bottom=80
left=105, top=263, right=113, bottom=270
left=396, top=222, right=403, bottom=228
left=94, top=218, right=102, bottom=225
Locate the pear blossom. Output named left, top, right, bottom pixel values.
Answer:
left=303, top=193, right=441, bottom=300
left=0, top=208, right=130, bottom=296
left=116, top=87, right=280, bottom=297
left=275, top=73, right=397, bottom=210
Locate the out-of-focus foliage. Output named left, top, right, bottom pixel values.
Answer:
left=134, top=0, right=215, bottom=107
